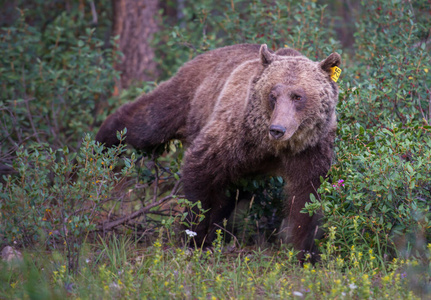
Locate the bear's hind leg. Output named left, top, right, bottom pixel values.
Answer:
left=96, top=79, right=189, bottom=149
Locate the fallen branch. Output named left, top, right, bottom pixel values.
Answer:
left=98, top=180, right=182, bottom=231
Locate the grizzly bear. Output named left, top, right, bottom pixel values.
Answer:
left=96, top=44, right=341, bottom=261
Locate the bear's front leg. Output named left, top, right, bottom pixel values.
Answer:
left=281, top=140, right=334, bottom=263
left=180, top=141, right=236, bottom=247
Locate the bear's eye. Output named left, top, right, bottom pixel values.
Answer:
left=269, top=93, right=277, bottom=103
left=292, top=94, right=302, bottom=101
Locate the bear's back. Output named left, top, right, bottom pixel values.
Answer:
left=181, top=44, right=264, bottom=141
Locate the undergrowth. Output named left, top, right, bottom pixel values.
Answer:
left=1, top=229, right=429, bottom=299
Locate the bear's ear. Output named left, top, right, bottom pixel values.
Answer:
left=319, top=53, right=341, bottom=74
left=260, top=44, right=275, bottom=66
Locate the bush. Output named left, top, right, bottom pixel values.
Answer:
left=0, top=8, right=118, bottom=159
left=0, top=132, right=135, bottom=271
left=340, top=0, right=430, bottom=127
left=304, top=0, right=431, bottom=258
left=154, top=0, right=339, bottom=79
left=306, top=122, right=431, bottom=258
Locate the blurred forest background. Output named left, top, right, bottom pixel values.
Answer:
left=0, top=0, right=431, bottom=297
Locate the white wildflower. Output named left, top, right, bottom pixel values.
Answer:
left=349, top=283, right=357, bottom=290
left=185, top=229, right=197, bottom=237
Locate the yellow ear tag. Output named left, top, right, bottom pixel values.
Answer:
left=330, top=66, right=342, bottom=82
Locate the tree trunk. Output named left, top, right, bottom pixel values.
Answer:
left=112, top=0, right=160, bottom=90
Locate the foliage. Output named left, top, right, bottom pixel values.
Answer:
left=306, top=123, right=431, bottom=258
left=302, top=0, right=431, bottom=259
left=154, top=0, right=339, bottom=79
left=341, top=0, right=430, bottom=127
left=0, top=8, right=118, bottom=161
left=0, top=132, right=135, bottom=271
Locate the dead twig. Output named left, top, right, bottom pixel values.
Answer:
left=98, top=180, right=181, bottom=231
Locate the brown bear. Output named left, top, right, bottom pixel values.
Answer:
left=96, top=44, right=341, bottom=261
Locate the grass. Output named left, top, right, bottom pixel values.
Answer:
left=1, top=229, right=430, bottom=299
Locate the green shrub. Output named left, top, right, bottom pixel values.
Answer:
left=304, top=0, right=431, bottom=259
left=306, top=122, right=431, bottom=259
left=154, top=0, right=340, bottom=79
left=341, top=0, right=430, bottom=127
left=0, top=9, right=118, bottom=157
left=0, top=132, right=135, bottom=272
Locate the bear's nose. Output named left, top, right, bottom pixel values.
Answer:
left=269, top=125, right=286, bottom=139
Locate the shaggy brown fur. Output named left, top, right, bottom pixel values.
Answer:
left=96, top=44, right=341, bottom=261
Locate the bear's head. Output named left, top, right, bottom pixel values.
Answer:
left=255, top=44, right=341, bottom=153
